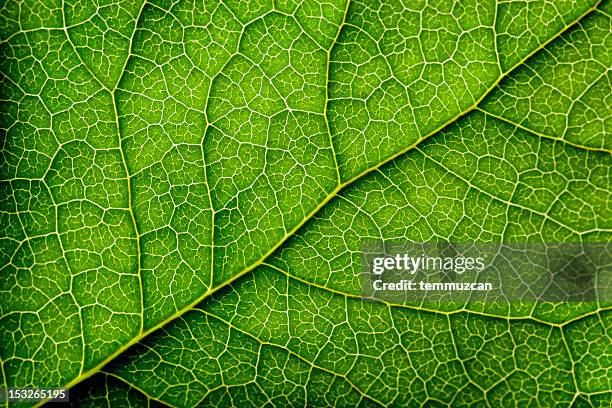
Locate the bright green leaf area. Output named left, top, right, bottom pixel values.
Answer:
left=0, top=0, right=610, bottom=407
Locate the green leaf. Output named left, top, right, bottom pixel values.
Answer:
left=103, top=266, right=605, bottom=407
left=0, top=0, right=610, bottom=406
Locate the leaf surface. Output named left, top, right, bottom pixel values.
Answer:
left=0, top=0, right=610, bottom=406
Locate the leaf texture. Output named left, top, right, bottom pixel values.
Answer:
left=0, top=0, right=610, bottom=406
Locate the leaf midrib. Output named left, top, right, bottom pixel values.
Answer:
left=35, top=2, right=603, bottom=405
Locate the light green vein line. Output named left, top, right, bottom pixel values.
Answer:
left=112, top=0, right=148, bottom=93
left=201, top=3, right=247, bottom=290
left=560, top=327, right=581, bottom=403
left=59, top=0, right=147, bottom=336
left=324, top=0, right=351, bottom=186
left=477, top=107, right=612, bottom=154
left=261, top=262, right=612, bottom=329
left=111, top=1, right=148, bottom=335
left=112, top=95, right=144, bottom=333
